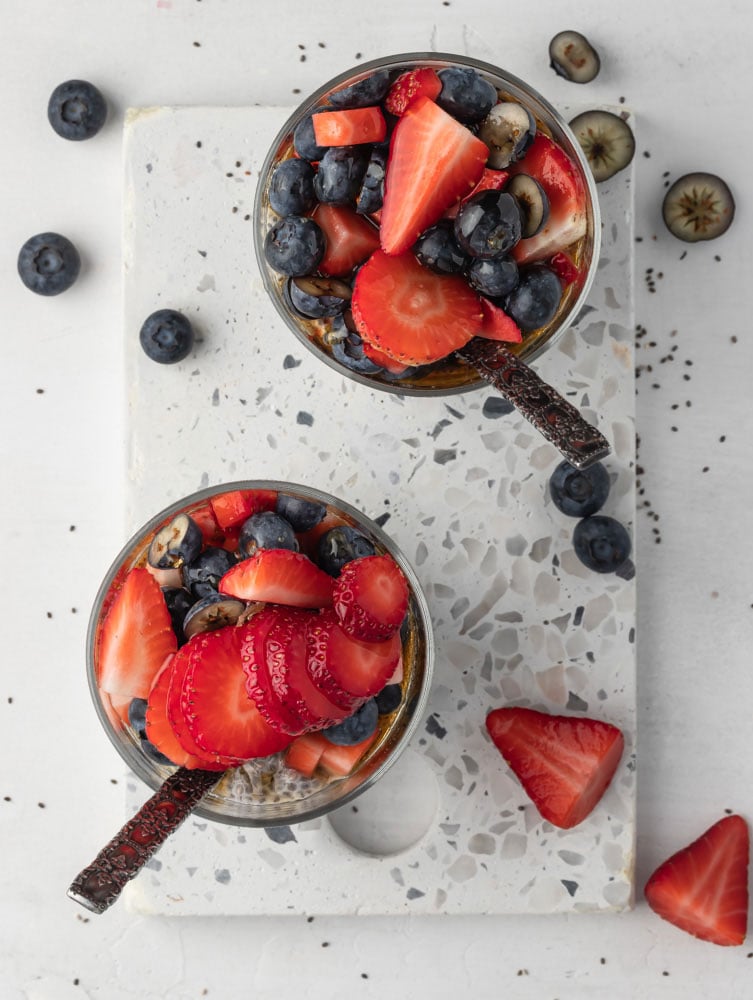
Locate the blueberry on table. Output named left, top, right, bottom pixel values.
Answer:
left=268, top=158, right=316, bottom=217
left=139, top=309, right=194, bottom=364
left=148, top=513, right=203, bottom=569
left=467, top=255, right=519, bottom=298
left=478, top=102, right=536, bottom=169
left=662, top=172, right=735, bottom=243
left=17, top=232, right=80, bottom=295
left=264, top=216, right=325, bottom=276
left=182, top=593, right=246, bottom=639
left=549, top=459, right=610, bottom=517
left=313, top=145, right=371, bottom=205
left=436, top=67, right=497, bottom=123
left=505, top=264, right=562, bottom=332
left=182, top=545, right=236, bottom=598
left=237, top=511, right=299, bottom=558
left=47, top=79, right=106, bottom=140
left=568, top=110, right=635, bottom=183
left=322, top=699, right=379, bottom=745
left=328, top=69, right=392, bottom=109
left=549, top=31, right=601, bottom=84
left=317, top=525, right=376, bottom=577
left=286, top=275, right=351, bottom=319
left=573, top=515, right=631, bottom=573
left=414, top=219, right=469, bottom=275
left=276, top=493, right=327, bottom=533
left=454, top=190, right=522, bottom=259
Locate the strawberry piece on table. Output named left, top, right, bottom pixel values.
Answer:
left=509, top=133, right=587, bottom=264
left=319, top=731, right=378, bottom=777
left=644, top=814, right=750, bottom=946
left=333, top=554, right=409, bottom=641
left=219, top=548, right=335, bottom=608
left=477, top=298, right=523, bottom=343
left=305, top=611, right=369, bottom=712
left=98, top=567, right=178, bottom=700
left=284, top=731, right=329, bottom=777
left=313, top=203, right=380, bottom=277
left=351, top=249, right=482, bottom=366
left=240, top=608, right=305, bottom=735
left=312, top=107, right=386, bottom=146
left=182, top=626, right=292, bottom=760
left=384, top=67, right=442, bottom=116
left=485, top=706, right=624, bottom=829
left=379, top=96, right=488, bottom=254
left=209, top=488, right=277, bottom=530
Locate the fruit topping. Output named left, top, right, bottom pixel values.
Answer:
left=322, top=698, right=379, bottom=746
left=238, top=511, right=299, bottom=558
left=351, top=249, right=482, bottom=366
left=549, top=459, right=610, bottom=517
left=436, top=66, right=498, bottom=124
left=162, top=586, right=194, bottom=645
left=182, top=545, right=236, bottom=599
left=331, top=330, right=384, bottom=376
left=572, top=514, right=632, bottom=574
left=453, top=190, right=522, bottom=259
left=129, top=694, right=173, bottom=766
left=313, top=202, right=380, bottom=276
left=477, top=298, right=523, bottom=343
left=379, top=97, right=488, bottom=254
left=268, top=158, right=317, bottom=216
left=333, top=554, right=409, bottom=641
left=328, top=68, right=392, bottom=109
left=47, top=79, right=107, bottom=140
left=142, top=657, right=193, bottom=767
left=548, top=250, right=581, bottom=286
left=313, top=146, right=371, bottom=205
left=506, top=174, right=550, bottom=238
left=375, top=682, right=403, bottom=715
left=209, top=488, right=277, bottom=530
left=486, top=706, right=625, bottom=828
left=478, top=101, right=536, bottom=169
left=505, top=264, right=563, bottom=332
left=182, top=593, right=246, bottom=639
left=139, top=309, right=195, bottom=364
left=644, top=815, right=749, bottom=946
left=323, top=619, right=402, bottom=699
left=312, top=107, right=387, bottom=146
left=284, top=731, right=328, bottom=777
left=148, top=513, right=203, bottom=570
left=292, top=113, right=328, bottom=162
left=319, top=731, right=378, bottom=776
left=466, top=255, right=519, bottom=298
left=316, top=525, right=377, bottom=577
left=264, top=215, right=326, bottom=276
left=220, top=548, right=335, bottom=608
left=304, top=611, right=368, bottom=711
left=568, top=110, right=635, bottom=182
left=240, top=607, right=305, bottom=734
left=355, top=143, right=388, bottom=215
left=662, top=172, right=735, bottom=243
left=385, top=67, right=443, bottom=116
left=276, top=493, right=327, bottom=533
left=548, top=31, right=601, bottom=84
left=98, top=568, right=177, bottom=700
left=286, top=275, right=351, bottom=319
left=17, top=232, right=81, bottom=296
left=413, top=219, right=469, bottom=275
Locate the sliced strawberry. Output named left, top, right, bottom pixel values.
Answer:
left=361, top=339, right=409, bottom=375
left=319, top=731, right=378, bottom=776
left=313, top=203, right=380, bottom=277
left=312, top=107, right=386, bottom=146
left=644, top=815, right=749, bottom=946
left=333, top=554, right=409, bottom=641
left=509, top=133, right=587, bottom=263
left=351, top=250, right=482, bottom=366
left=485, top=707, right=624, bottom=829
left=305, top=611, right=368, bottom=712
left=443, top=167, right=510, bottom=219
left=548, top=250, right=582, bottom=287
left=144, top=655, right=193, bottom=767
left=384, top=67, right=442, bottom=116
left=182, top=626, right=292, bottom=760
left=209, top=488, right=278, bottom=531
left=240, top=608, right=304, bottom=735
left=380, top=96, right=488, bottom=254
left=477, top=298, right=523, bottom=343
left=98, top=568, right=178, bottom=700
left=284, top=732, right=329, bottom=777
left=219, top=549, right=334, bottom=608
left=324, top=614, right=402, bottom=699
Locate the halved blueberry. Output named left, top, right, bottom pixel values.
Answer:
left=568, top=110, right=635, bottom=183
left=276, top=493, right=327, bottom=532
left=479, top=102, right=536, bottom=169
left=436, top=67, right=497, bottom=123
left=317, top=525, right=376, bottom=577
left=573, top=515, right=631, bottom=573
left=286, top=275, right=351, bottom=319
left=454, top=190, right=522, bottom=259
left=47, top=80, right=107, bottom=140
left=139, top=309, right=194, bottom=364
left=238, top=511, right=299, bottom=558
left=268, top=158, right=316, bottom=216
left=322, top=699, right=379, bottom=745
left=549, top=31, right=601, bottom=84
left=505, top=265, right=562, bottom=332
left=183, top=593, right=246, bottom=639
left=162, top=587, right=194, bottom=645
left=17, top=232, right=81, bottom=296
left=549, top=460, right=610, bottom=517
left=148, top=513, right=203, bottom=569
left=182, top=546, right=236, bottom=598
left=662, top=172, right=735, bottom=243
left=506, top=174, right=550, bottom=238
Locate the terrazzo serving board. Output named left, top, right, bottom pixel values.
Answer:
left=121, top=104, right=636, bottom=916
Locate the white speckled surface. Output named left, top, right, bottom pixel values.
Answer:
left=121, top=104, right=635, bottom=915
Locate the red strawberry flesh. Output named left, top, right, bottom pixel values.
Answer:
left=312, top=107, right=386, bottom=146
left=314, top=203, right=380, bottom=277
left=477, top=298, right=523, bottom=343
left=384, top=67, right=442, bottom=117
left=219, top=548, right=334, bottom=608
left=333, top=554, right=409, bottom=641
left=305, top=611, right=369, bottom=711
left=240, top=608, right=305, bottom=735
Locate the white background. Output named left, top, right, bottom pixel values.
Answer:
left=1, top=1, right=752, bottom=997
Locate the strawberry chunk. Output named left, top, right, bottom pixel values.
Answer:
left=443, top=168, right=510, bottom=219
left=313, top=203, right=380, bottom=277
left=191, top=503, right=242, bottom=552
left=380, top=96, right=488, bottom=254
left=182, top=626, right=292, bottom=760
left=284, top=732, right=329, bottom=777
left=645, top=814, right=749, bottom=946
left=333, top=554, right=409, bottom=641
left=98, top=568, right=178, bottom=700
left=509, top=134, right=587, bottom=263
left=361, top=340, right=409, bottom=375
left=209, top=489, right=277, bottom=530
left=477, top=298, right=523, bottom=343
left=240, top=608, right=305, bottom=735
left=485, top=707, right=624, bottom=829
left=219, top=549, right=335, bottom=609
left=548, top=250, right=582, bottom=287
left=144, top=655, right=193, bottom=767
left=312, top=107, right=386, bottom=146
left=325, top=617, right=402, bottom=699
left=319, top=731, right=378, bottom=776
left=351, top=250, right=482, bottom=366
left=384, top=67, right=442, bottom=116
left=305, top=611, right=368, bottom=712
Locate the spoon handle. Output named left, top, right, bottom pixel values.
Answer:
left=67, top=767, right=220, bottom=914
left=457, top=339, right=611, bottom=470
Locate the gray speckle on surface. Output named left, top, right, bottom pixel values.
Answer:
left=296, top=411, right=313, bottom=426
left=407, top=887, right=425, bottom=899
left=434, top=448, right=457, bottom=465
left=561, top=879, right=579, bottom=897
left=211, top=387, right=219, bottom=406
left=215, top=868, right=231, bottom=884
left=426, top=714, right=447, bottom=739
left=566, top=691, right=589, bottom=712
left=265, top=825, right=297, bottom=845
left=283, top=354, right=301, bottom=368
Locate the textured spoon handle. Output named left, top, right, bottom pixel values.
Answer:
left=457, top=339, right=611, bottom=470
left=67, top=767, right=220, bottom=914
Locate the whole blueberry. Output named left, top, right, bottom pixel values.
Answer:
left=276, top=493, right=327, bottom=532
left=322, top=699, right=379, bottom=745
left=317, top=525, right=376, bottom=577
left=313, top=146, right=370, bottom=205
left=17, top=232, right=81, bottom=296
left=293, top=113, right=329, bottom=162
left=414, top=220, right=469, bottom=274
left=127, top=698, right=149, bottom=738
left=505, top=265, right=563, bottom=332
left=182, top=545, right=236, bottom=598
left=330, top=331, right=383, bottom=376
left=375, top=683, right=403, bottom=715
left=238, top=511, right=299, bottom=558
left=573, top=515, right=632, bottom=573
left=139, top=309, right=195, bottom=364
left=268, top=158, right=316, bottom=216
left=454, top=190, right=522, bottom=259
left=549, top=460, right=610, bottom=517
left=161, top=587, right=194, bottom=645
left=328, top=69, right=392, bottom=109
left=467, top=255, right=519, bottom=298
left=436, top=67, right=497, bottom=123
left=47, top=79, right=107, bottom=140
left=264, top=216, right=325, bottom=276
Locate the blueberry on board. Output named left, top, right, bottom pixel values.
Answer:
left=573, top=515, right=631, bottom=573
left=182, top=546, right=236, bottom=599
left=148, top=513, right=203, bottom=569
left=322, top=699, right=379, bottom=745
left=466, top=255, right=519, bottom=298
left=139, top=309, right=194, bottom=364
left=292, top=113, right=329, bottom=162
left=264, top=216, right=325, bottom=276
left=414, top=219, right=469, bottom=275
left=549, top=460, right=610, bottom=518
left=568, top=110, right=635, bottom=183
left=454, top=190, right=522, bottom=259
left=436, top=67, right=497, bottom=123
left=162, top=587, right=194, bottom=645
left=276, top=493, right=327, bottom=533
left=328, top=69, right=392, bottom=109
left=375, top=683, right=403, bottom=715
left=317, top=525, right=376, bottom=577
left=17, top=232, right=81, bottom=296
left=182, top=593, right=246, bottom=639
left=47, top=79, right=106, bottom=140
left=313, top=146, right=370, bottom=205
left=285, top=275, right=351, bottom=319
left=238, top=511, right=299, bottom=558
left=505, top=265, right=562, bottom=332
left=268, top=158, right=316, bottom=217
left=356, top=143, right=388, bottom=215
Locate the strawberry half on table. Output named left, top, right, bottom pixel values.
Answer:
left=485, top=706, right=625, bottom=828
